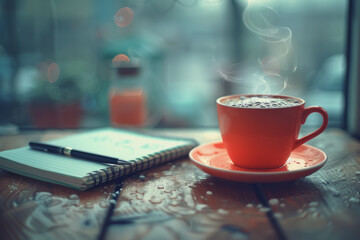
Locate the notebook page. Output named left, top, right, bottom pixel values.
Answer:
left=0, top=147, right=109, bottom=178
left=49, top=128, right=192, bottom=161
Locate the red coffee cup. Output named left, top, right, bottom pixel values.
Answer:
left=217, top=94, right=328, bottom=169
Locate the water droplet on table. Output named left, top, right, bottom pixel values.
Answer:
left=100, top=201, right=110, bottom=208
left=85, top=202, right=94, bottom=209
left=311, top=212, right=321, bottom=218
left=149, top=196, right=164, bottom=204
left=170, top=201, right=180, bottom=206
left=309, top=201, right=318, bottom=207
left=308, top=207, right=317, bottom=212
left=139, top=175, right=146, bottom=181
left=196, top=204, right=209, bottom=211
left=163, top=171, right=172, bottom=176
left=136, top=193, right=144, bottom=200
left=136, top=189, right=146, bottom=194
left=268, top=198, right=279, bottom=205
left=331, top=189, right=341, bottom=197
left=259, top=207, right=271, bottom=212
left=69, top=194, right=79, bottom=200
left=246, top=203, right=254, bottom=208
left=217, top=209, right=229, bottom=214
left=349, top=197, right=360, bottom=203
left=35, top=192, right=52, bottom=201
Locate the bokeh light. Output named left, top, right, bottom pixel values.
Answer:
left=112, top=54, right=130, bottom=66
left=46, top=62, right=60, bottom=83
left=114, top=7, right=134, bottom=27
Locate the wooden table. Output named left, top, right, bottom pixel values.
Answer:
left=0, top=128, right=360, bottom=240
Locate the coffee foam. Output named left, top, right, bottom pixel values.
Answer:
left=223, top=96, right=301, bottom=109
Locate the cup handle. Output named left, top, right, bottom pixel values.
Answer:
left=293, top=106, right=328, bottom=150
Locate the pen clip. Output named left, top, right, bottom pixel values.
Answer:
left=63, top=147, right=72, bottom=157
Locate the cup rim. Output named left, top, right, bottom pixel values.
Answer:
left=216, top=94, right=305, bottom=109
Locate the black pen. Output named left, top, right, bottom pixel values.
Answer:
left=29, top=141, right=130, bottom=165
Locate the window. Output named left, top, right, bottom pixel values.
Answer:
left=0, top=0, right=347, bottom=129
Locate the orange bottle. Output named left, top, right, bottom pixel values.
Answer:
left=109, top=63, right=147, bottom=127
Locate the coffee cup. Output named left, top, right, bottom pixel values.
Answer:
left=216, top=94, right=328, bottom=169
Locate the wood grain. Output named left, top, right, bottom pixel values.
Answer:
left=0, top=131, right=115, bottom=240
left=259, top=129, right=360, bottom=240
left=107, top=158, right=277, bottom=240
left=1, top=128, right=360, bottom=240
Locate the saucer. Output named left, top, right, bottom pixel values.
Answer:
left=189, top=142, right=327, bottom=183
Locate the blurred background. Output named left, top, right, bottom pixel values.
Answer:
left=0, top=0, right=347, bottom=130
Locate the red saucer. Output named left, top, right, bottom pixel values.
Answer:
left=189, top=142, right=327, bottom=183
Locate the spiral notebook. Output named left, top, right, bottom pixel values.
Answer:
left=0, top=128, right=197, bottom=190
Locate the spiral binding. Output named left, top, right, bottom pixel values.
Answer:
left=85, top=143, right=196, bottom=187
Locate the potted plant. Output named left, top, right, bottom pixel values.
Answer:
left=28, top=62, right=84, bottom=128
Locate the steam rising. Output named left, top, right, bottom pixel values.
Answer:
left=217, top=2, right=297, bottom=94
